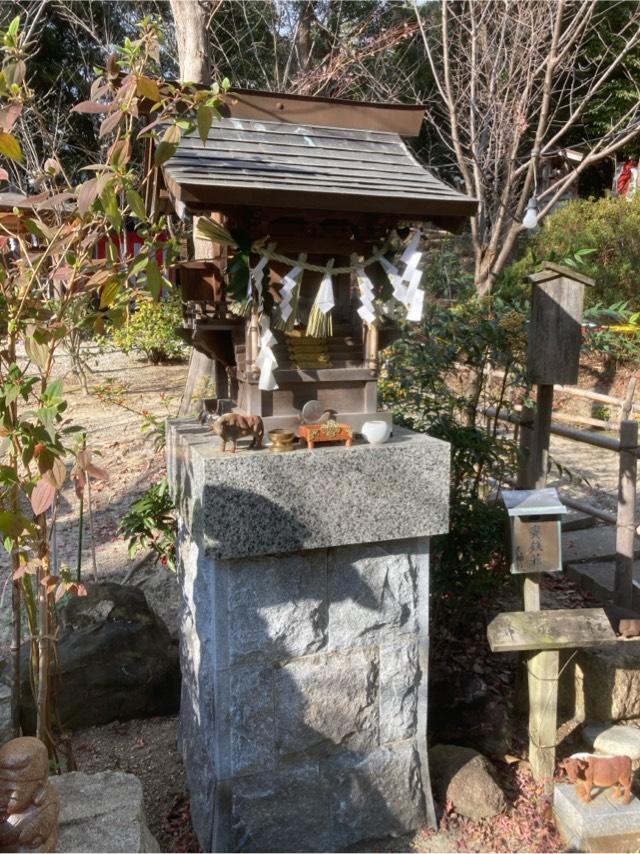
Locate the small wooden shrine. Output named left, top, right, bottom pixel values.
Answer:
left=147, top=89, right=476, bottom=429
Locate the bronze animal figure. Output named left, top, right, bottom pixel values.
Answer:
left=201, top=411, right=264, bottom=452
left=560, top=753, right=633, bottom=804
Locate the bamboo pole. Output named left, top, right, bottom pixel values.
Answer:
left=615, top=419, right=638, bottom=608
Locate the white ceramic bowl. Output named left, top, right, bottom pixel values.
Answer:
left=361, top=420, right=391, bottom=445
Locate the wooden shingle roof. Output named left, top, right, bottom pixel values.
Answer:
left=161, top=117, right=476, bottom=223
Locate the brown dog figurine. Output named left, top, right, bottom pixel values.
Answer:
left=0, top=737, right=59, bottom=852
left=560, top=753, right=633, bottom=804
left=201, top=412, right=264, bottom=453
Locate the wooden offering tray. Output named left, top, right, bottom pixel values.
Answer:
left=299, top=420, right=353, bottom=449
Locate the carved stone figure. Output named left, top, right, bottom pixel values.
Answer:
left=0, top=737, right=59, bottom=852
left=560, top=752, right=633, bottom=804
left=200, top=411, right=264, bottom=452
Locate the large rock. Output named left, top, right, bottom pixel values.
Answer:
left=21, top=582, right=180, bottom=733
left=429, top=745, right=507, bottom=819
left=132, top=563, right=181, bottom=641
left=53, top=771, right=158, bottom=852
left=559, top=644, right=640, bottom=723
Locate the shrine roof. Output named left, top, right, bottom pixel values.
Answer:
left=160, top=117, right=477, bottom=224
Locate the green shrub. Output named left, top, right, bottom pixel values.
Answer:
left=526, top=195, right=640, bottom=307
left=110, top=292, right=188, bottom=364
left=118, top=477, right=176, bottom=570
left=380, top=298, right=527, bottom=619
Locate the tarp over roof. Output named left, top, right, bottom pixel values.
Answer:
left=161, top=117, right=476, bottom=223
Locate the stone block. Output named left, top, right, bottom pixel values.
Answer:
left=276, top=646, right=378, bottom=757
left=230, top=666, right=275, bottom=776
left=231, top=761, right=332, bottom=852
left=379, top=637, right=419, bottom=743
left=583, top=723, right=640, bottom=759
left=167, top=420, right=450, bottom=559
left=324, top=741, right=426, bottom=849
left=167, top=419, right=447, bottom=852
left=559, top=644, right=640, bottom=723
left=327, top=543, right=417, bottom=650
left=53, top=771, right=158, bottom=853
left=554, top=782, right=640, bottom=852
left=227, top=550, right=327, bottom=665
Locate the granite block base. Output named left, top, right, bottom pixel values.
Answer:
left=177, top=532, right=435, bottom=852
left=168, top=419, right=448, bottom=852
left=554, top=783, right=640, bottom=852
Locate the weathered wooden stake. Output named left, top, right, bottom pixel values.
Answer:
left=615, top=419, right=638, bottom=609
left=527, top=647, right=559, bottom=788
left=516, top=405, right=534, bottom=489
left=523, top=571, right=558, bottom=789
left=530, top=384, right=554, bottom=489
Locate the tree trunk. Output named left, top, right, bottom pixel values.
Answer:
left=170, top=0, right=221, bottom=413
left=296, top=1, right=315, bottom=73
left=169, top=0, right=210, bottom=85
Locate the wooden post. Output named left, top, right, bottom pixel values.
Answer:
left=517, top=405, right=534, bottom=489
left=523, top=572, right=559, bottom=789
left=248, top=310, right=260, bottom=376
left=365, top=323, right=379, bottom=371
left=530, top=384, right=554, bottom=489
left=620, top=376, right=637, bottom=423
left=615, top=419, right=638, bottom=609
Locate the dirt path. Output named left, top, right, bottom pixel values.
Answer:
left=1, top=345, right=188, bottom=653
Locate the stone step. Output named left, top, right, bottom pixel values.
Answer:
left=583, top=723, right=640, bottom=760
left=562, top=512, right=597, bottom=533
left=562, top=526, right=640, bottom=565
left=565, top=559, right=640, bottom=609
left=563, top=526, right=617, bottom=563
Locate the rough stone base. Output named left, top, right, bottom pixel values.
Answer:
left=178, top=534, right=435, bottom=853
left=52, top=771, right=158, bottom=853
left=554, top=783, right=640, bottom=852
left=559, top=643, right=640, bottom=723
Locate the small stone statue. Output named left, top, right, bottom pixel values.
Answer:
left=200, top=411, right=264, bottom=453
left=560, top=753, right=633, bottom=804
left=0, top=737, right=59, bottom=852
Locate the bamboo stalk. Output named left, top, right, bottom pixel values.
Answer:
left=36, top=515, right=50, bottom=752
left=85, top=475, right=98, bottom=583
left=76, top=494, right=84, bottom=582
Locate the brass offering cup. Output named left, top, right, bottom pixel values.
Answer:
left=268, top=428, right=296, bottom=452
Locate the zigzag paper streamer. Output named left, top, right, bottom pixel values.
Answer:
left=256, top=315, right=278, bottom=391
left=277, top=264, right=303, bottom=323
left=249, top=255, right=269, bottom=308
left=356, top=267, right=376, bottom=325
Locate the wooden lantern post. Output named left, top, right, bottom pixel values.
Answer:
left=526, top=263, right=594, bottom=489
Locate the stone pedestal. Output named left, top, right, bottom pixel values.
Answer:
left=167, top=420, right=451, bottom=852
left=554, top=783, right=640, bottom=852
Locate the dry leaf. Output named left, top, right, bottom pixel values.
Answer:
left=30, top=479, right=56, bottom=516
